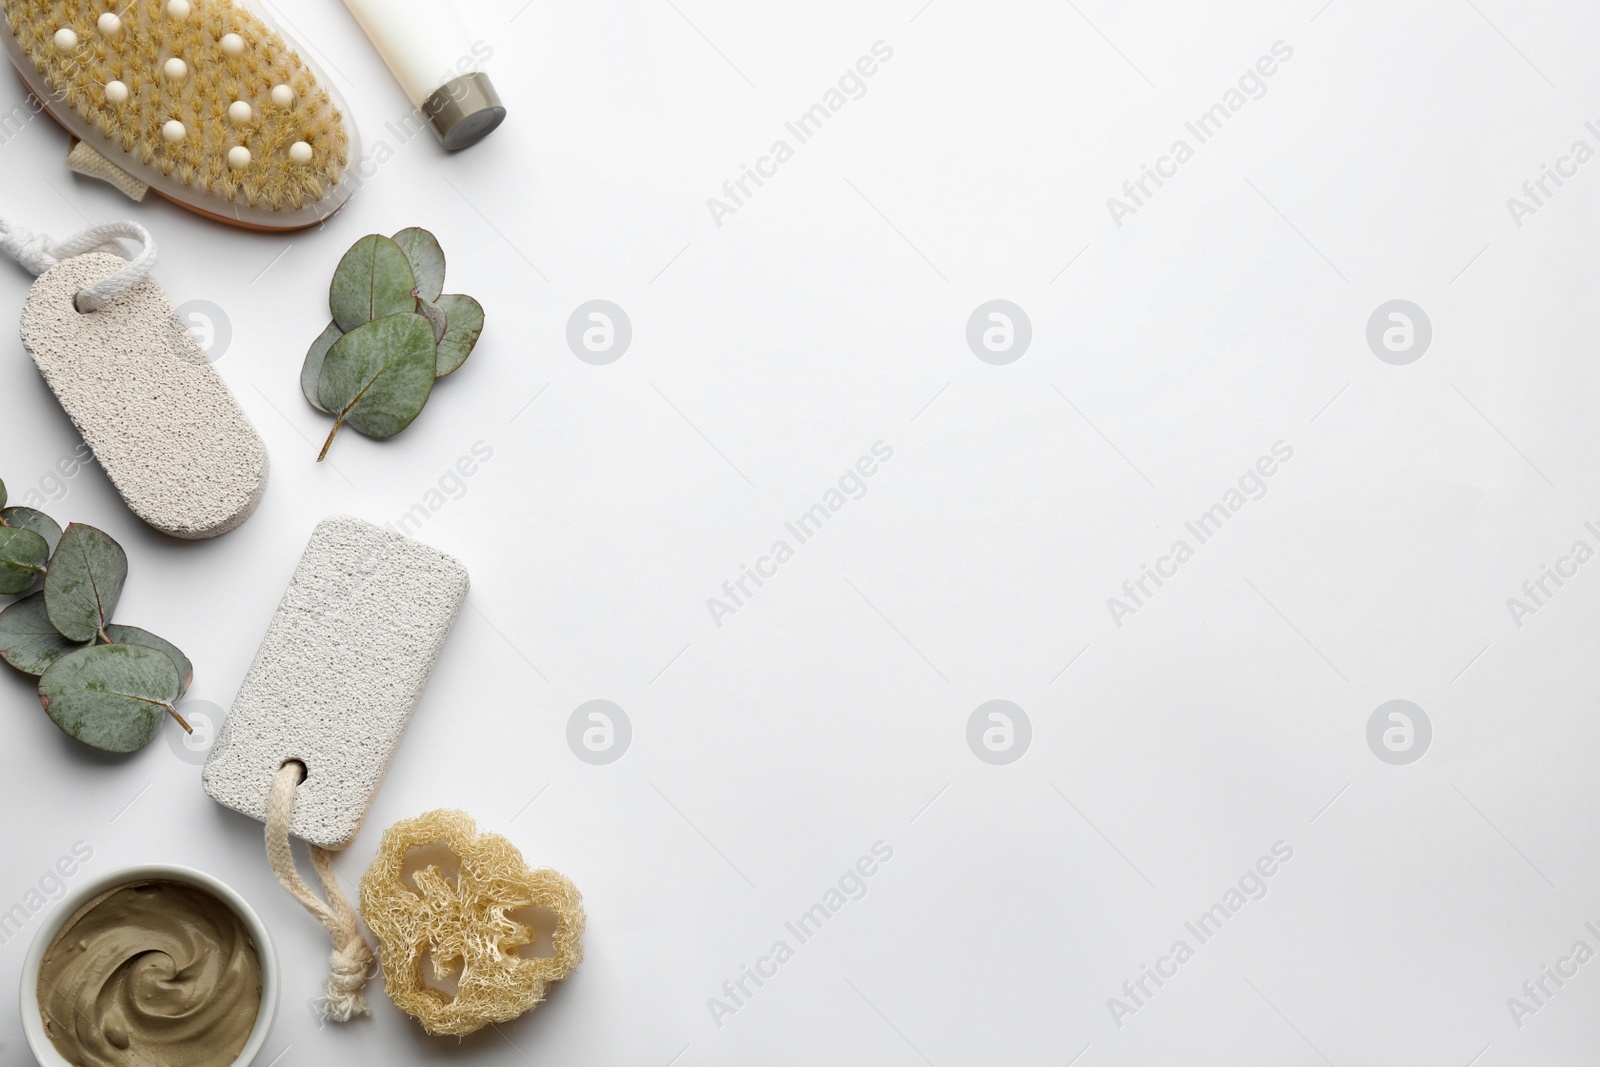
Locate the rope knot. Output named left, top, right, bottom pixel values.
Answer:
left=265, top=762, right=377, bottom=1025
left=323, top=937, right=377, bottom=1020
left=0, top=215, right=156, bottom=311
left=0, top=223, right=60, bottom=275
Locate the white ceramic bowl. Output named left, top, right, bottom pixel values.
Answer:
left=20, top=864, right=279, bottom=1067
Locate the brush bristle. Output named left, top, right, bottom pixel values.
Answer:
left=4, top=0, right=349, bottom=211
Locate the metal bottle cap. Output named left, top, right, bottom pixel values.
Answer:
left=422, top=73, right=506, bottom=150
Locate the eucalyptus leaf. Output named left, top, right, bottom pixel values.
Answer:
left=330, top=235, right=417, bottom=333
left=0, top=593, right=88, bottom=675
left=104, top=625, right=193, bottom=698
left=392, top=227, right=446, bottom=303
left=315, top=313, right=437, bottom=460
left=0, top=526, right=50, bottom=596
left=417, top=298, right=448, bottom=345
left=0, top=478, right=6, bottom=509
left=301, top=321, right=343, bottom=414
left=434, top=295, right=484, bottom=377
left=39, top=643, right=180, bottom=753
left=3, top=507, right=63, bottom=555
left=44, top=524, right=127, bottom=641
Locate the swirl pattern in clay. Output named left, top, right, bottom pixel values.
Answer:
left=37, top=880, right=262, bottom=1067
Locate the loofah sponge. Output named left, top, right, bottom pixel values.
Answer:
left=360, top=810, right=585, bottom=1037
left=1, top=0, right=354, bottom=228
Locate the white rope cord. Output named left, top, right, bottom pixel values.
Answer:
left=0, top=215, right=156, bottom=311
left=265, top=762, right=376, bottom=1022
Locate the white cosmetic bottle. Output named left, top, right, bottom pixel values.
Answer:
left=339, top=0, right=505, bottom=149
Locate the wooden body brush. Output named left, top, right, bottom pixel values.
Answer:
left=2, top=0, right=359, bottom=230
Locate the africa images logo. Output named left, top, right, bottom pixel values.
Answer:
left=1106, top=41, right=1294, bottom=228
left=705, top=42, right=895, bottom=228
left=1106, top=841, right=1294, bottom=1029
left=1105, top=442, right=1293, bottom=627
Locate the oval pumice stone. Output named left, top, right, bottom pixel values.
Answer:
left=20, top=253, right=269, bottom=539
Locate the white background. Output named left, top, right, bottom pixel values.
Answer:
left=4, top=0, right=1600, bottom=1063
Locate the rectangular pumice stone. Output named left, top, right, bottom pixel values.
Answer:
left=204, top=515, right=469, bottom=849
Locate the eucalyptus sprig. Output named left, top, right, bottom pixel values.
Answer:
left=0, top=478, right=193, bottom=754
left=302, top=228, right=485, bottom=461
